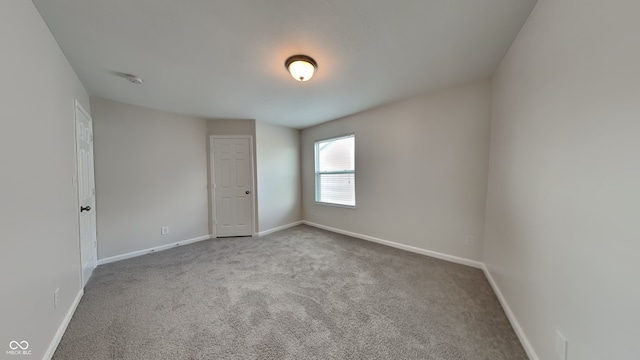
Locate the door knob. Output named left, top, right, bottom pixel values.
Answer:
left=245, top=191, right=251, bottom=194
left=80, top=206, right=91, bottom=212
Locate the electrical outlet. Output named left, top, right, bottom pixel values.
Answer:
left=161, top=226, right=169, bottom=235
left=555, top=330, right=568, bottom=360
left=465, top=235, right=474, bottom=246
left=53, top=288, right=60, bottom=309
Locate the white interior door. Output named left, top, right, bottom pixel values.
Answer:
left=212, top=137, right=254, bottom=237
left=75, top=101, right=97, bottom=287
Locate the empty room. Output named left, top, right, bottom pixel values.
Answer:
left=1, top=0, right=639, bottom=359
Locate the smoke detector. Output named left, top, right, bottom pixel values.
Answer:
left=123, top=73, right=143, bottom=85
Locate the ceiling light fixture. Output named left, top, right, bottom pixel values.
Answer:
left=285, top=55, right=318, bottom=82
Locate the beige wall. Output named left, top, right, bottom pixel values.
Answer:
left=8, top=2, right=637, bottom=359
left=0, top=2, right=90, bottom=358
left=484, top=0, right=640, bottom=359
left=92, top=98, right=209, bottom=259
left=207, top=119, right=255, bottom=136
left=301, top=80, right=492, bottom=262
left=206, top=119, right=259, bottom=236
left=255, top=121, right=302, bottom=233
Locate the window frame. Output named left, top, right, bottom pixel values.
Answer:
left=314, top=133, right=356, bottom=208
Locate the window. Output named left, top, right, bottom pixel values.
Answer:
left=315, top=134, right=355, bottom=207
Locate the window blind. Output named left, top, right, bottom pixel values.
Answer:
left=315, top=134, right=355, bottom=207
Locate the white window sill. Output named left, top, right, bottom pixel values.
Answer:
left=315, top=201, right=356, bottom=209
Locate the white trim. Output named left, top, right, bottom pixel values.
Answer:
left=301, top=221, right=483, bottom=269
left=44, top=289, right=84, bottom=360
left=258, top=221, right=303, bottom=237
left=47, top=224, right=535, bottom=360
left=315, top=201, right=357, bottom=210
left=97, top=235, right=212, bottom=265
left=300, top=221, right=535, bottom=358
left=482, top=264, right=539, bottom=360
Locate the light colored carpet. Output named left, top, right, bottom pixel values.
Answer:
left=53, top=225, right=527, bottom=360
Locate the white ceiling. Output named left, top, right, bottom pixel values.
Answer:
left=33, top=0, right=536, bottom=129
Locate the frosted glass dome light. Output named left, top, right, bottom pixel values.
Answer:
left=285, top=55, right=318, bottom=82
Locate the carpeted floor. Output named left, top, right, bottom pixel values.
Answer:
left=53, top=225, right=527, bottom=360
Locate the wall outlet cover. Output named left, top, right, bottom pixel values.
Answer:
left=53, top=288, right=60, bottom=309
left=465, top=235, right=474, bottom=246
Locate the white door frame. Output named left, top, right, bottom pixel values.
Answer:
left=74, top=99, right=97, bottom=287
left=209, top=135, right=256, bottom=238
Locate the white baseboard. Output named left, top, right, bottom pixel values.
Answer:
left=301, top=220, right=535, bottom=358
left=301, top=221, right=483, bottom=269
left=43, top=289, right=84, bottom=360
left=258, top=221, right=303, bottom=237
left=85, top=224, right=536, bottom=360
left=482, top=264, right=539, bottom=360
left=97, top=235, right=212, bottom=265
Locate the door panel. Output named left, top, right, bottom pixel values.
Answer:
left=76, top=101, right=97, bottom=287
left=213, top=138, right=253, bottom=237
